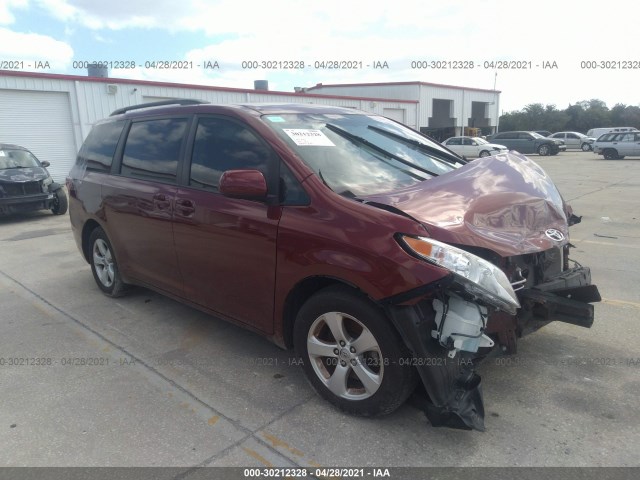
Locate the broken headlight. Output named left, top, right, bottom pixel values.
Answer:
left=399, top=235, right=520, bottom=315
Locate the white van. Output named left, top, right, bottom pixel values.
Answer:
left=586, top=127, right=639, bottom=139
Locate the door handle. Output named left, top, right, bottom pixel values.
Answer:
left=153, top=193, right=171, bottom=210
left=175, top=198, right=196, bottom=217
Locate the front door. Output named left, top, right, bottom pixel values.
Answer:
left=173, top=115, right=281, bottom=333
left=615, top=132, right=637, bottom=156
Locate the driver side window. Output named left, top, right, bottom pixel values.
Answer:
left=190, top=117, right=271, bottom=192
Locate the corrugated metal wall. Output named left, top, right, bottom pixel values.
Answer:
left=310, top=83, right=500, bottom=132
left=0, top=73, right=419, bottom=181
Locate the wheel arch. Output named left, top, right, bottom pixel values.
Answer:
left=604, top=148, right=619, bottom=160
left=81, top=219, right=102, bottom=264
left=281, top=276, right=369, bottom=349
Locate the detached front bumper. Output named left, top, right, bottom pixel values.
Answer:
left=517, top=266, right=601, bottom=331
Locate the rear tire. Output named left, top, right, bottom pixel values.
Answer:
left=293, top=286, right=417, bottom=416
left=88, top=227, right=128, bottom=297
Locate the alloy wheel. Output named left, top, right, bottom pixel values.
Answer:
left=306, top=311, right=383, bottom=400
left=93, top=239, right=115, bottom=288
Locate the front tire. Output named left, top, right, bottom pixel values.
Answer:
left=537, top=144, right=550, bottom=156
left=51, top=188, right=68, bottom=215
left=88, top=227, right=128, bottom=297
left=581, top=143, right=591, bottom=152
left=603, top=149, right=618, bottom=160
left=479, top=150, right=491, bottom=158
left=293, top=286, right=417, bottom=416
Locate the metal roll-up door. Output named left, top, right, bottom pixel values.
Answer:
left=0, top=90, right=77, bottom=182
left=383, top=108, right=406, bottom=125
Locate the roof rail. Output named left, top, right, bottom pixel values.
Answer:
left=110, top=99, right=208, bottom=116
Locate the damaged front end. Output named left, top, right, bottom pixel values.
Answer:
left=360, top=152, right=603, bottom=431
left=383, top=231, right=600, bottom=432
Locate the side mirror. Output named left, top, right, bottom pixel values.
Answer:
left=40, top=160, right=50, bottom=167
left=219, top=169, right=267, bottom=200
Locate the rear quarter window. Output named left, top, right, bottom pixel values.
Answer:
left=77, top=121, right=126, bottom=172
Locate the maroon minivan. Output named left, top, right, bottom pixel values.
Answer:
left=67, top=100, right=600, bottom=431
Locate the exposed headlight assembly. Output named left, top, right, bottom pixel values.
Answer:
left=42, top=176, right=53, bottom=193
left=399, top=235, right=520, bottom=315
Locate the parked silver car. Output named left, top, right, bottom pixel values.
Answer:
left=549, top=131, right=595, bottom=151
left=593, top=131, right=640, bottom=159
left=441, top=136, right=508, bottom=158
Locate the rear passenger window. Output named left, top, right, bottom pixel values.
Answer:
left=190, top=117, right=271, bottom=191
left=121, top=118, right=187, bottom=183
left=78, top=121, right=125, bottom=172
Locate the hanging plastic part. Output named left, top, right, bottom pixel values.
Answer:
left=432, top=294, right=494, bottom=358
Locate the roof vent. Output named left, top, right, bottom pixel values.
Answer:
left=87, top=65, right=109, bottom=78
left=254, top=80, right=269, bottom=91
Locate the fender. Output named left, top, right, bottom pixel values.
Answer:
left=48, top=182, right=64, bottom=192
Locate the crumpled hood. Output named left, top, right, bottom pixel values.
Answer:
left=0, top=167, right=49, bottom=183
left=364, top=152, right=570, bottom=257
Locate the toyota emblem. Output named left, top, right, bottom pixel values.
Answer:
left=545, top=228, right=565, bottom=241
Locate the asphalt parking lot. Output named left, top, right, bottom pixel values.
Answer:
left=1, top=150, right=639, bottom=470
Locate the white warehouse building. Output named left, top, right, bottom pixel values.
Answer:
left=307, top=81, right=501, bottom=141
left=0, top=71, right=499, bottom=182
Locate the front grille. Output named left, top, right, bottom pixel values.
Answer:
left=2, top=181, right=42, bottom=196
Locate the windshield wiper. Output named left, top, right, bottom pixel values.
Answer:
left=367, top=125, right=464, bottom=165
left=325, top=123, right=440, bottom=178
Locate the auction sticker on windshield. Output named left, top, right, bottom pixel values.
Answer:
left=283, top=129, right=335, bottom=146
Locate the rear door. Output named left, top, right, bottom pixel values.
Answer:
left=461, top=137, right=476, bottom=157
left=173, top=115, right=281, bottom=333
left=633, top=133, right=640, bottom=156
left=493, top=132, right=517, bottom=151
left=444, top=137, right=462, bottom=156
left=550, top=133, right=565, bottom=144
left=102, top=117, right=189, bottom=295
left=516, top=132, right=537, bottom=153
left=564, top=133, right=580, bottom=149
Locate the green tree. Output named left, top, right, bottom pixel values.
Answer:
left=611, top=104, right=640, bottom=127
left=497, top=99, right=640, bottom=133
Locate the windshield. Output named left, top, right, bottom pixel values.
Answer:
left=262, top=113, right=462, bottom=196
left=0, top=148, right=40, bottom=169
left=473, top=137, right=489, bottom=145
left=530, top=132, right=545, bottom=139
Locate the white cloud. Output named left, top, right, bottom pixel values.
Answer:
left=0, top=27, right=73, bottom=69
left=0, top=0, right=28, bottom=25
left=3, top=0, right=638, bottom=110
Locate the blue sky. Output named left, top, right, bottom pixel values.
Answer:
left=1, top=0, right=638, bottom=112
